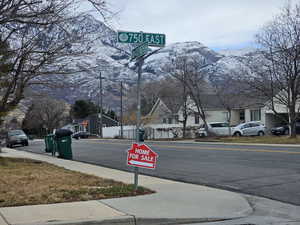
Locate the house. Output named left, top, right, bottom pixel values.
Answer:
left=62, top=114, right=119, bottom=135
left=178, top=95, right=274, bottom=127
left=178, top=93, right=296, bottom=131
left=146, top=95, right=274, bottom=129
left=87, top=113, right=119, bottom=134
left=143, top=97, right=183, bottom=125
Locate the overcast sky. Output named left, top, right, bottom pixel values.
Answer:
left=84, top=0, right=292, bottom=50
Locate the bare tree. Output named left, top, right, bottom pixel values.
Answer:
left=163, top=55, right=213, bottom=136
left=23, top=97, right=69, bottom=134
left=239, top=3, right=300, bottom=137
left=209, top=67, right=245, bottom=135
left=0, top=0, right=109, bottom=120
left=124, top=77, right=190, bottom=137
left=159, top=77, right=191, bottom=138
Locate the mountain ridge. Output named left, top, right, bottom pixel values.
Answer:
left=32, top=14, right=255, bottom=111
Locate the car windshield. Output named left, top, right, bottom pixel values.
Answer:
left=211, top=123, right=228, bottom=128
left=8, top=130, right=24, bottom=136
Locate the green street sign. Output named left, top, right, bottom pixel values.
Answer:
left=131, top=43, right=149, bottom=60
left=117, top=31, right=166, bottom=47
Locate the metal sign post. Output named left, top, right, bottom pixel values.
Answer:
left=134, top=58, right=143, bottom=190
left=117, top=30, right=165, bottom=191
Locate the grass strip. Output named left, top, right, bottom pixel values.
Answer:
left=196, top=135, right=300, bottom=144
left=0, top=157, right=153, bottom=207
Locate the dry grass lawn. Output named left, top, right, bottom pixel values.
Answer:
left=0, top=157, right=153, bottom=207
left=196, top=135, right=300, bottom=144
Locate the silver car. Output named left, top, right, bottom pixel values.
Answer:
left=198, top=122, right=233, bottom=136
left=232, top=121, right=266, bottom=136
left=6, top=130, right=29, bottom=148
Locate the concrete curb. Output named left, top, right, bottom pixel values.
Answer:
left=83, top=138, right=300, bottom=147
left=193, top=141, right=300, bottom=147
left=8, top=217, right=234, bottom=225
left=10, top=217, right=135, bottom=225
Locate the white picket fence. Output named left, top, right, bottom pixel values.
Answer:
left=103, top=124, right=184, bottom=139
left=102, top=125, right=135, bottom=138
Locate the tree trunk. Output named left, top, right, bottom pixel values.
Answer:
left=227, top=110, right=232, bottom=136
left=183, top=118, right=187, bottom=138
left=289, top=112, right=297, bottom=138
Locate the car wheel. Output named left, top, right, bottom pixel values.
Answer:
left=24, top=141, right=29, bottom=146
left=233, top=132, right=241, bottom=137
left=258, top=131, right=265, bottom=136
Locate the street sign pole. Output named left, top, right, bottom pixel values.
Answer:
left=117, top=30, right=165, bottom=191
left=134, top=58, right=144, bottom=191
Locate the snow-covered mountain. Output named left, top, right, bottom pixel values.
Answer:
left=41, top=15, right=255, bottom=110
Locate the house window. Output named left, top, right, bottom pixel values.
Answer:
left=168, top=117, right=172, bottom=124
left=194, top=113, right=200, bottom=124
left=250, top=109, right=261, bottom=121
left=163, top=118, right=167, bottom=124
left=239, top=110, right=245, bottom=121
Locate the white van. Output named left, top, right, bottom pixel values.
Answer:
left=198, top=122, right=232, bottom=137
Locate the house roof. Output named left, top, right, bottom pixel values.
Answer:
left=194, top=93, right=268, bottom=111
left=146, top=93, right=268, bottom=119
left=160, top=96, right=184, bottom=114
left=147, top=96, right=183, bottom=117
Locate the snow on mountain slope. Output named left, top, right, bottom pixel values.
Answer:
left=35, top=14, right=257, bottom=111
left=218, top=48, right=256, bottom=57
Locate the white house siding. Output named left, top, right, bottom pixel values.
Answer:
left=184, top=110, right=241, bottom=127
left=265, top=102, right=289, bottom=114
left=230, top=110, right=241, bottom=126
left=148, top=100, right=173, bottom=125
left=244, top=108, right=272, bottom=128
left=261, top=108, right=267, bottom=126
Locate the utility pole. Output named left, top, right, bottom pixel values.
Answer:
left=99, top=72, right=103, bottom=138
left=120, top=81, right=124, bottom=139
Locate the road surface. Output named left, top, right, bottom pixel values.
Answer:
left=18, top=139, right=300, bottom=205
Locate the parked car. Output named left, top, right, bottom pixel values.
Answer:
left=271, top=125, right=289, bottom=135
left=271, top=123, right=300, bottom=135
left=72, top=131, right=90, bottom=139
left=198, top=122, right=233, bottom=137
left=232, top=121, right=266, bottom=136
left=6, top=130, right=29, bottom=148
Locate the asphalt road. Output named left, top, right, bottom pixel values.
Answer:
left=17, top=139, right=300, bottom=205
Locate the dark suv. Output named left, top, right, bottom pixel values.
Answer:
left=6, top=130, right=29, bottom=148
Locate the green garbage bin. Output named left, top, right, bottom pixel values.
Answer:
left=56, top=136, right=72, bottom=160
left=44, top=134, right=54, bottom=153
left=138, top=129, right=145, bottom=142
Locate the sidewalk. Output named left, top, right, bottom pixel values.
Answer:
left=0, top=148, right=252, bottom=225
